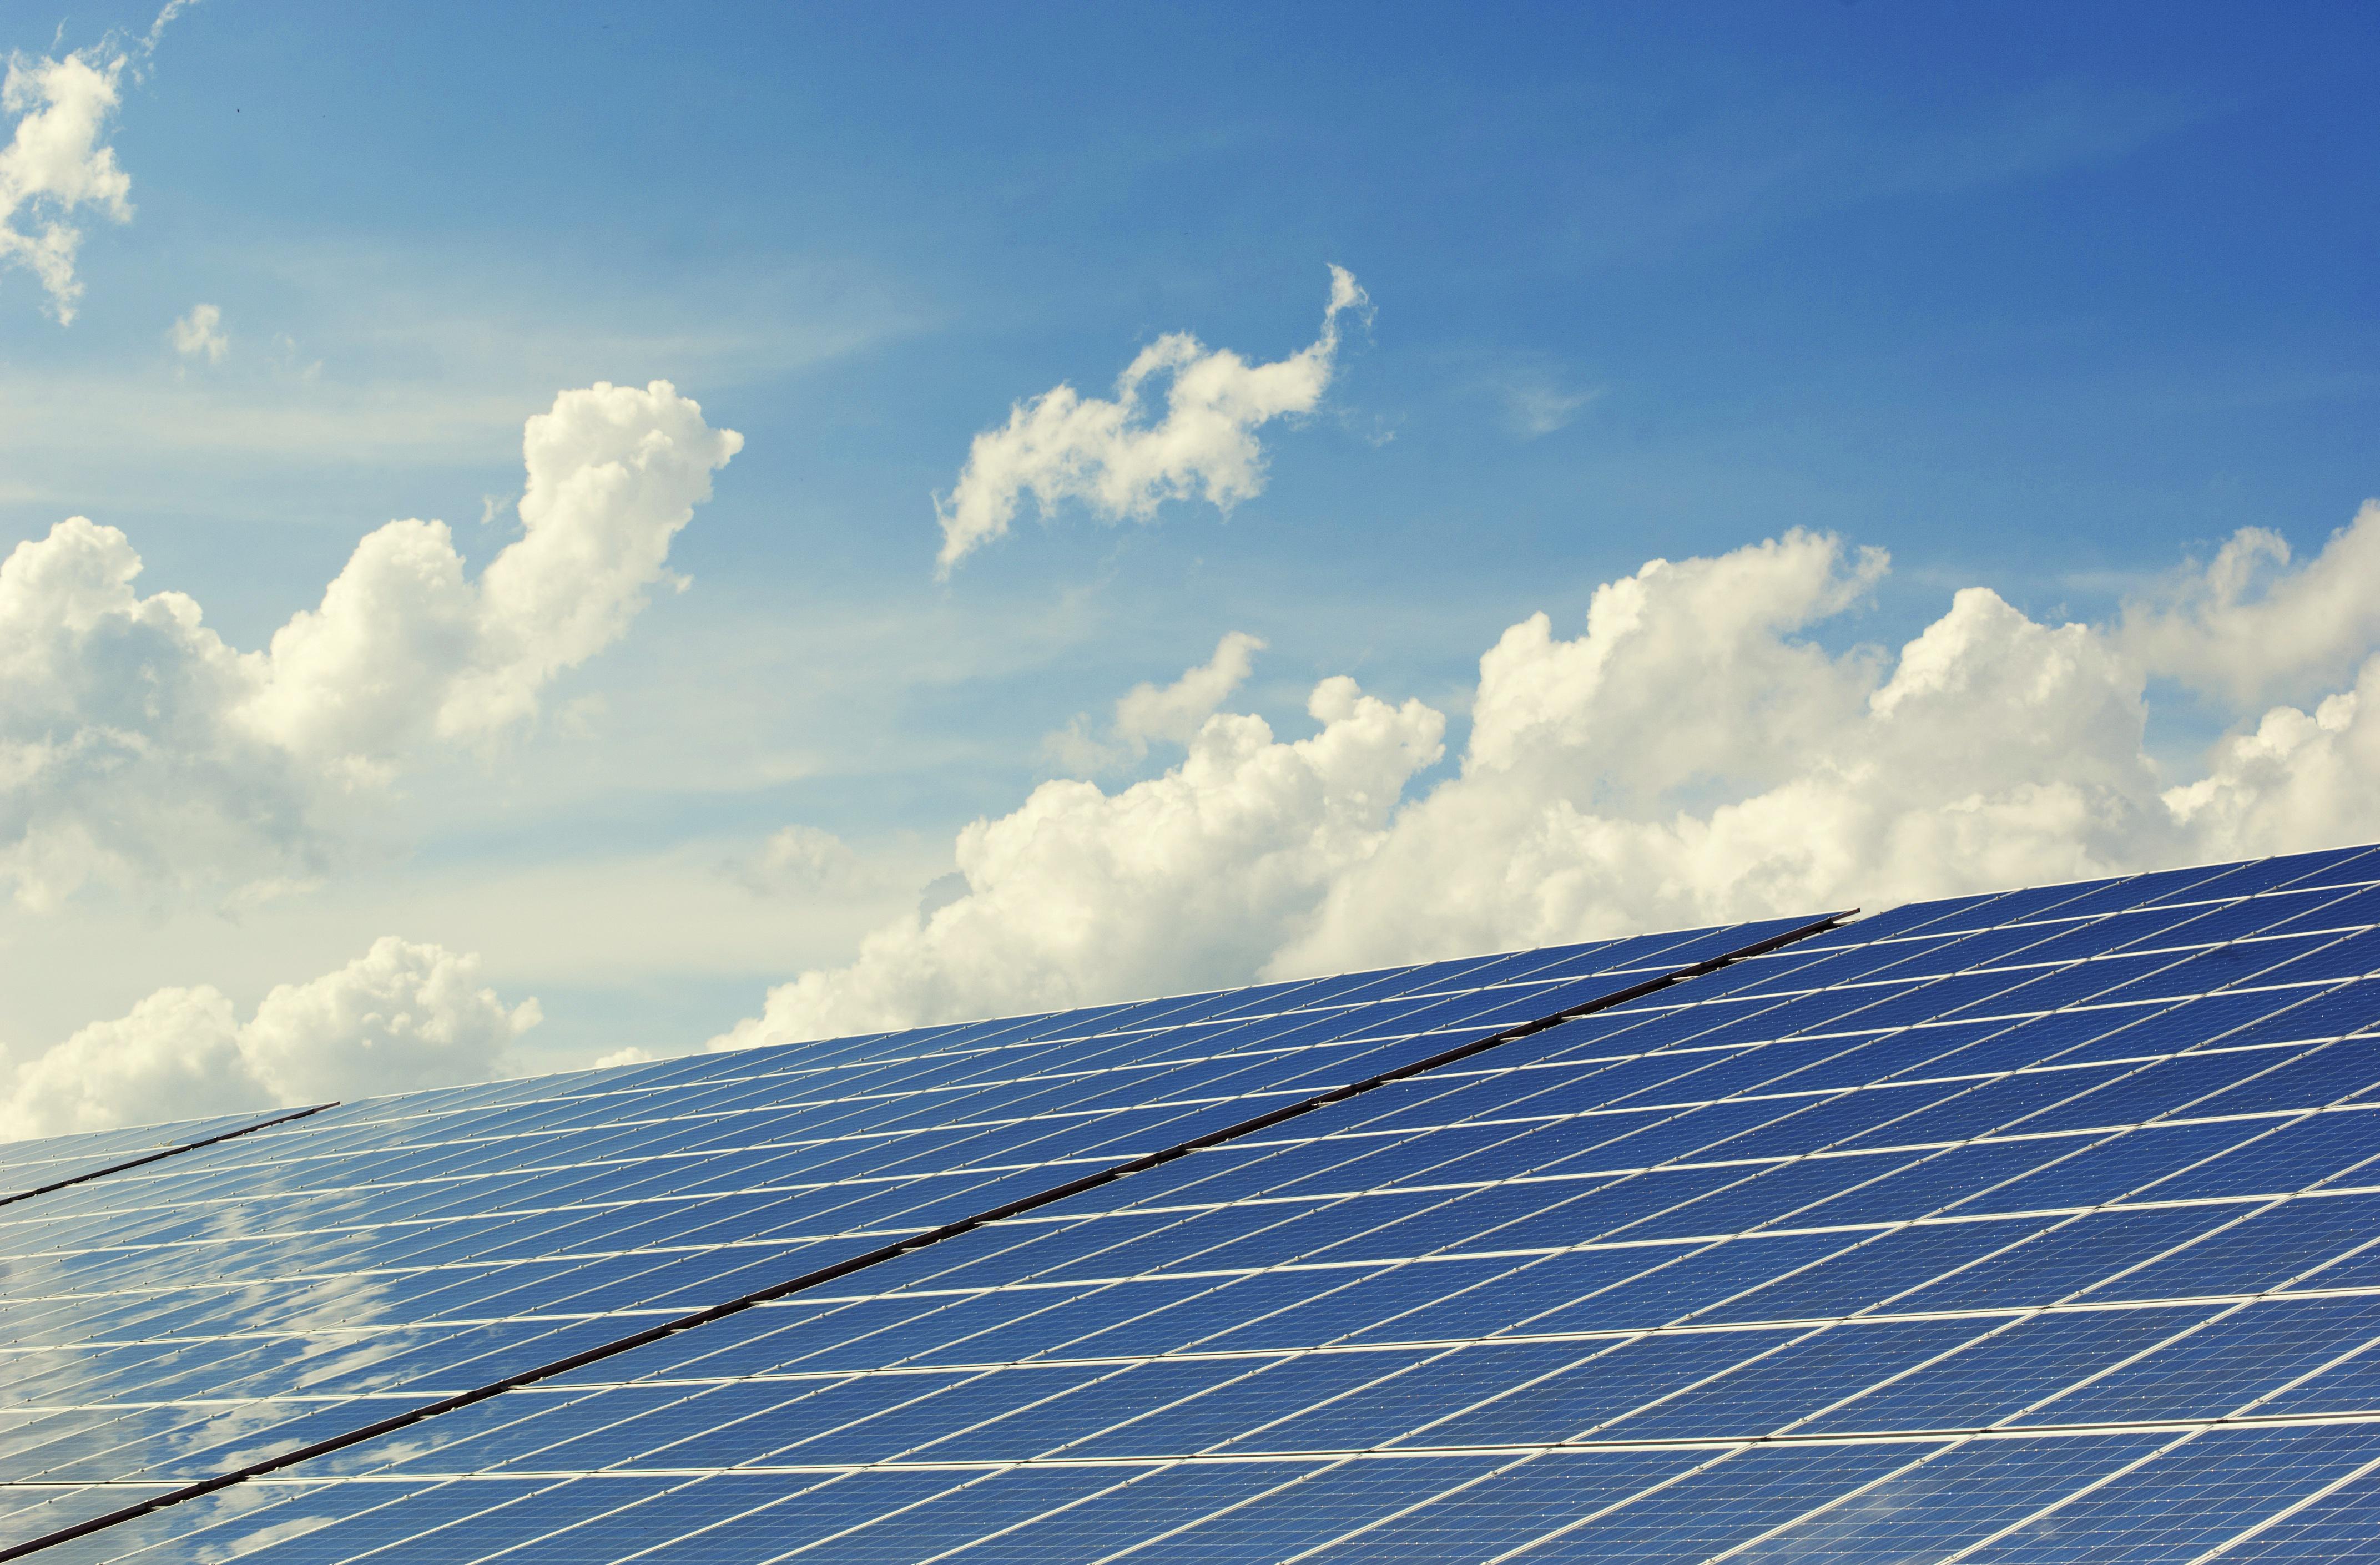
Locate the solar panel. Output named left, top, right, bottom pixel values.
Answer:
left=4, top=845, right=2379, bottom=1561
left=0, top=918, right=1815, bottom=1557
left=0, top=1108, right=324, bottom=1208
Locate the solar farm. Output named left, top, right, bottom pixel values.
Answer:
left=4, top=846, right=2378, bottom=1562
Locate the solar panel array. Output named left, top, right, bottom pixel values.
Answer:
left=0, top=1111, right=322, bottom=1210
left=0, top=917, right=1805, bottom=1559
left=4, top=847, right=2380, bottom=1561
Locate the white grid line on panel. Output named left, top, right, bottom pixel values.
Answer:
left=6, top=1169, right=2372, bottom=1361
left=1935, top=1426, right=2206, bottom=1565
left=1269, top=1451, right=1542, bottom=1565
left=2185, top=1447, right=2380, bottom=1563
left=1480, top=1447, right=1753, bottom=1564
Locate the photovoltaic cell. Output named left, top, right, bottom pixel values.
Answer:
left=4, top=844, right=2380, bottom=1562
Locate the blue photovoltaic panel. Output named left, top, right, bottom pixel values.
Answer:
left=0, top=918, right=1799, bottom=1554
left=0, top=1109, right=322, bottom=1206
left=20, top=845, right=2377, bottom=1563
left=7, top=846, right=2380, bottom=1562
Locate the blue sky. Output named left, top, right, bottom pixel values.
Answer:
left=3, top=2, right=2377, bottom=1123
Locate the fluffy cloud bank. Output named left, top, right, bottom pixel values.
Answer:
left=714, top=677, right=1444, bottom=1046
left=0, top=380, right=740, bottom=908
left=727, top=502, right=2380, bottom=1046
left=1, top=937, right=538, bottom=1141
left=934, top=266, right=1370, bottom=574
left=2121, top=508, right=2380, bottom=709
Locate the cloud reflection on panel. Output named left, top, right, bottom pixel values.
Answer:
left=0, top=380, right=741, bottom=912
left=727, top=502, right=2380, bottom=1046
left=0, top=1215, right=453, bottom=1513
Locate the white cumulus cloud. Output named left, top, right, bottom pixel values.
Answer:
left=2122, top=501, right=2380, bottom=709
left=2165, top=660, right=2380, bottom=861
left=0, top=379, right=740, bottom=908
left=934, top=265, right=1370, bottom=575
left=0, top=936, right=538, bottom=1142
left=1283, top=549, right=2172, bottom=972
left=168, top=300, right=228, bottom=361
left=726, top=504, right=2380, bottom=1044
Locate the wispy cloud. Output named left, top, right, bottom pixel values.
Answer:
left=0, top=48, right=134, bottom=321
left=1043, top=630, right=1267, bottom=773
left=0, top=244, right=913, bottom=514
left=1499, top=366, right=1601, bottom=438
left=0, top=1, right=196, bottom=321
left=935, top=265, right=1371, bottom=575
left=167, top=300, right=228, bottom=362
left=1532, top=78, right=2197, bottom=269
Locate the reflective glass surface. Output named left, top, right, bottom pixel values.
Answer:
left=12, top=845, right=2380, bottom=1561
left=0, top=920, right=1793, bottom=1553
left=0, top=1110, right=319, bottom=1205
